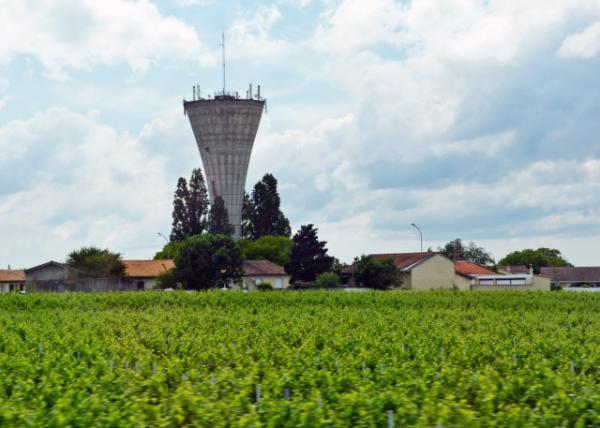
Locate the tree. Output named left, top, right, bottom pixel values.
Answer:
left=237, top=235, right=292, bottom=266
left=439, top=239, right=494, bottom=266
left=154, top=240, right=184, bottom=260
left=353, top=255, right=402, bottom=289
left=174, top=234, right=243, bottom=290
left=208, top=196, right=233, bottom=236
left=285, top=224, right=334, bottom=283
left=241, top=192, right=254, bottom=240
left=498, top=248, right=572, bottom=273
left=170, top=168, right=209, bottom=241
left=66, top=247, right=125, bottom=278
left=243, top=174, right=291, bottom=240
left=314, top=272, right=341, bottom=288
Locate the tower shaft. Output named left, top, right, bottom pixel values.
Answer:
left=184, top=97, right=264, bottom=239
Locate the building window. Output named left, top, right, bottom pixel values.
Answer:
left=136, top=281, right=145, bottom=291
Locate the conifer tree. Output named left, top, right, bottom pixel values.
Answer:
left=208, top=196, right=233, bottom=236
left=285, top=224, right=334, bottom=283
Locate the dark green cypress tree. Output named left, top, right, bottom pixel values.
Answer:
left=208, top=196, right=233, bottom=236
left=285, top=224, right=334, bottom=283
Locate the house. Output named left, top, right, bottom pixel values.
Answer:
left=342, top=252, right=456, bottom=290
left=454, top=260, right=496, bottom=290
left=459, top=262, right=551, bottom=290
left=123, top=260, right=175, bottom=290
left=25, top=261, right=74, bottom=291
left=242, top=260, right=291, bottom=290
left=24, top=260, right=174, bottom=292
left=0, top=269, right=25, bottom=292
left=501, top=266, right=600, bottom=289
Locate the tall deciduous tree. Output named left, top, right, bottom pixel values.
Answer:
left=439, top=239, right=494, bottom=266
left=170, top=168, right=209, bottom=241
left=208, top=196, right=233, bottom=236
left=243, top=174, right=291, bottom=240
left=174, top=234, right=243, bottom=290
left=67, top=247, right=125, bottom=278
left=285, top=224, right=334, bottom=283
left=498, top=248, right=572, bottom=272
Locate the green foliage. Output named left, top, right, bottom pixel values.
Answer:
left=499, top=248, right=573, bottom=272
left=208, top=196, right=233, bottom=236
left=0, top=291, right=598, bottom=426
left=153, top=240, right=184, bottom=260
left=285, top=224, right=334, bottom=283
left=314, top=272, right=341, bottom=288
left=256, top=281, right=274, bottom=291
left=66, top=246, right=125, bottom=278
left=242, top=174, right=291, bottom=240
left=174, top=234, right=243, bottom=290
left=156, top=269, right=180, bottom=290
left=170, top=168, right=209, bottom=241
left=237, top=235, right=292, bottom=266
left=439, top=239, right=495, bottom=266
left=353, top=255, right=402, bottom=289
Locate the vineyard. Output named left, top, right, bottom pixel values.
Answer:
left=0, top=291, right=598, bottom=426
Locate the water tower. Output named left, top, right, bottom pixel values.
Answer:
left=183, top=35, right=265, bottom=239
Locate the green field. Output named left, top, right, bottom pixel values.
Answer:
left=0, top=291, right=599, bottom=427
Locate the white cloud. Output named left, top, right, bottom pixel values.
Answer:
left=227, top=5, right=292, bottom=62
left=0, top=0, right=206, bottom=79
left=174, top=0, right=214, bottom=5
left=0, top=107, right=198, bottom=267
left=557, top=22, right=600, bottom=59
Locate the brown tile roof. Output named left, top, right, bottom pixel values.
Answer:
left=341, top=252, right=439, bottom=275
left=0, top=269, right=25, bottom=283
left=454, top=260, right=496, bottom=277
left=123, top=260, right=175, bottom=278
left=243, top=260, right=287, bottom=276
left=539, top=267, right=600, bottom=283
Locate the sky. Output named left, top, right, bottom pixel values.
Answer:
left=1, top=0, right=600, bottom=268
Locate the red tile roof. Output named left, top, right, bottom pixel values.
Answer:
left=123, top=260, right=175, bottom=278
left=454, top=260, right=496, bottom=277
left=243, top=260, right=287, bottom=276
left=341, top=252, right=439, bottom=275
left=0, top=269, right=25, bottom=283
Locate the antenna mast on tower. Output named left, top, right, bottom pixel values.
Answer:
left=220, top=32, right=226, bottom=95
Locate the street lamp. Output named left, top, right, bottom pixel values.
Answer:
left=410, top=223, right=423, bottom=252
left=157, top=232, right=168, bottom=244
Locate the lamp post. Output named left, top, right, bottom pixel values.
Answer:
left=157, top=232, right=168, bottom=244
left=410, top=223, right=423, bottom=252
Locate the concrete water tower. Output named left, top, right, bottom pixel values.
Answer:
left=183, top=34, right=265, bottom=239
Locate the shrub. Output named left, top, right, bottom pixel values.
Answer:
left=256, top=282, right=274, bottom=291
left=156, top=269, right=181, bottom=290
left=353, top=255, right=402, bottom=289
left=314, top=272, right=341, bottom=289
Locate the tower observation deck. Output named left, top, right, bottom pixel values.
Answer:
left=184, top=87, right=265, bottom=239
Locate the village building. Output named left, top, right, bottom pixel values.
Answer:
left=0, top=269, right=25, bottom=292
left=241, top=260, right=291, bottom=290
left=501, top=266, right=600, bottom=289
left=123, top=260, right=175, bottom=290
left=453, top=260, right=496, bottom=290
left=342, top=252, right=456, bottom=290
